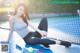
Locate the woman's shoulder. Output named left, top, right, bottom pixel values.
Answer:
left=9, top=16, right=15, bottom=23
left=9, top=16, right=15, bottom=20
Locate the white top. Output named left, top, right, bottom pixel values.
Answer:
left=13, top=17, right=30, bottom=38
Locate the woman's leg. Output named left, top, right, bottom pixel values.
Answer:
left=32, top=18, right=50, bottom=47
left=24, top=32, right=56, bottom=45
left=33, top=18, right=48, bottom=38
left=24, top=18, right=71, bottom=48
left=27, top=36, right=71, bottom=48
left=24, top=18, right=53, bottom=45
left=27, top=36, right=56, bottom=45
left=23, top=32, right=34, bottom=43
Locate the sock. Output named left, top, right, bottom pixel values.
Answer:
left=55, top=40, right=61, bottom=45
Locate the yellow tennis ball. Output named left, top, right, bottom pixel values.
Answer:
left=28, top=47, right=33, bottom=53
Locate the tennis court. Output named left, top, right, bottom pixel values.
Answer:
left=0, top=16, right=80, bottom=53
left=0, top=0, right=80, bottom=53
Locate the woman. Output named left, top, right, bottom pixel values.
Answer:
left=9, top=3, right=71, bottom=49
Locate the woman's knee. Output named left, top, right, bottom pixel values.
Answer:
left=41, top=18, right=47, bottom=22
left=41, top=18, right=48, bottom=27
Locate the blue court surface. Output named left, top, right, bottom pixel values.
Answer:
left=0, top=16, right=80, bottom=53
left=31, top=16, right=80, bottom=44
left=16, top=44, right=80, bottom=53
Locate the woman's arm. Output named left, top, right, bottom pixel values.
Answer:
left=8, top=16, right=14, bottom=42
left=27, top=19, right=47, bottom=36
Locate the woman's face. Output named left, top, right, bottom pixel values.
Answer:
left=16, top=6, right=25, bottom=16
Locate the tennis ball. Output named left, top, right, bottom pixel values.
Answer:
left=28, top=47, right=33, bottom=53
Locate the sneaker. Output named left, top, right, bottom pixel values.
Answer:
left=60, top=41, right=71, bottom=47
left=40, top=44, right=50, bottom=49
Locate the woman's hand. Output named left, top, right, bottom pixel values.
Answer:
left=40, top=31, right=47, bottom=37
